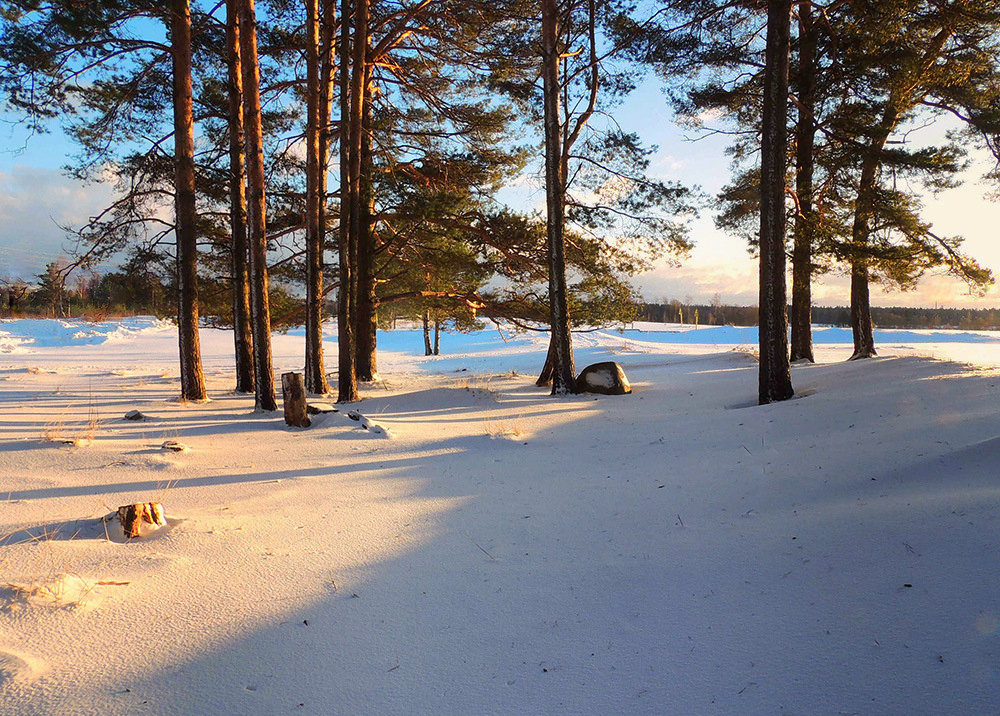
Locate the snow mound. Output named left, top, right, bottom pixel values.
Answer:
left=0, top=316, right=172, bottom=348
left=3, top=574, right=102, bottom=611
left=0, top=649, right=49, bottom=687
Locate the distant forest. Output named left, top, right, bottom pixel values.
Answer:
left=4, top=268, right=998, bottom=333
left=639, top=302, right=1000, bottom=332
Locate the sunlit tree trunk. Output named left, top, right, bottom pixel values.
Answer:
left=423, top=308, right=432, bottom=356
left=336, top=0, right=362, bottom=402
left=239, top=0, right=276, bottom=410
left=536, top=333, right=555, bottom=386
left=304, top=0, right=330, bottom=394
left=171, top=0, right=207, bottom=401
left=356, top=68, right=378, bottom=381
left=226, top=0, right=254, bottom=394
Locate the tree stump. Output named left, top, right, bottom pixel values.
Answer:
left=118, top=502, right=166, bottom=539
left=281, top=372, right=311, bottom=428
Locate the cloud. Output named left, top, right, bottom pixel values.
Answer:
left=647, top=152, right=685, bottom=180
left=635, top=255, right=1000, bottom=309
left=0, top=165, right=114, bottom=279
left=634, top=255, right=757, bottom=305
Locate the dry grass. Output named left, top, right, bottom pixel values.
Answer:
left=484, top=417, right=525, bottom=440
left=0, top=525, right=99, bottom=610
left=42, top=396, right=101, bottom=446
left=731, top=345, right=760, bottom=361
left=4, top=573, right=98, bottom=610
left=456, top=374, right=505, bottom=402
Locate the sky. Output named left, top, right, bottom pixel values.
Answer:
left=2, top=75, right=1000, bottom=309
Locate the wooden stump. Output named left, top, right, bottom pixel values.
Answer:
left=281, top=372, right=311, bottom=428
left=118, top=502, right=166, bottom=539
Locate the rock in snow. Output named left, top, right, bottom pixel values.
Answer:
left=576, top=361, right=631, bottom=395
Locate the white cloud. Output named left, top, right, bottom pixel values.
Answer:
left=635, top=254, right=1000, bottom=309
left=0, top=165, right=115, bottom=279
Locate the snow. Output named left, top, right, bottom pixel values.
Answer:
left=1, top=319, right=999, bottom=714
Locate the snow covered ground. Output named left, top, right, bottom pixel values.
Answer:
left=1, top=318, right=999, bottom=714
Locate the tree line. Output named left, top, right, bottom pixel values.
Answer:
left=1, top=1, right=998, bottom=406
left=639, top=301, right=1000, bottom=331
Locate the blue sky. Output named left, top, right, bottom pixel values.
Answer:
left=2, top=75, right=1000, bottom=309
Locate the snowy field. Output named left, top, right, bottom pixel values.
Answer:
left=1, top=317, right=999, bottom=715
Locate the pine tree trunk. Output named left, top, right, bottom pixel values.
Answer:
left=541, top=0, right=578, bottom=395
left=536, top=334, right=556, bottom=387
left=789, top=3, right=815, bottom=364
left=171, top=0, right=207, bottom=402
left=433, top=318, right=440, bottom=356
left=336, top=0, right=360, bottom=403
left=423, top=309, right=432, bottom=356
left=304, top=0, right=330, bottom=395
left=850, top=260, right=876, bottom=359
left=226, top=0, right=254, bottom=394
left=355, top=75, right=378, bottom=381
left=757, top=0, right=794, bottom=405
left=239, top=0, right=277, bottom=410
left=849, top=148, right=885, bottom=360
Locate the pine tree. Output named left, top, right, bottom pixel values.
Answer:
left=239, top=0, right=277, bottom=410
left=790, top=1, right=817, bottom=363
left=226, top=0, right=255, bottom=394
left=303, top=0, right=331, bottom=395
left=758, top=0, right=793, bottom=404
left=0, top=0, right=212, bottom=398
left=172, top=0, right=208, bottom=401
left=540, top=0, right=578, bottom=394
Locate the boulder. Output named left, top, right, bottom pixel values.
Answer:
left=576, top=361, right=631, bottom=395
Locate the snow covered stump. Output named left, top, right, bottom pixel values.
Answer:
left=576, top=361, right=632, bottom=395
left=281, top=372, right=311, bottom=428
left=117, top=502, right=166, bottom=539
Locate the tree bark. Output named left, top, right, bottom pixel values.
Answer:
left=281, top=372, right=312, bottom=427
left=171, top=0, right=207, bottom=402
left=541, top=0, right=578, bottom=395
left=757, top=0, right=794, bottom=404
left=535, top=333, right=555, bottom=387
left=226, top=0, right=254, bottom=394
left=239, top=0, right=277, bottom=410
left=433, top=318, right=440, bottom=355
left=336, top=0, right=360, bottom=403
left=304, top=0, right=330, bottom=395
left=423, top=308, right=432, bottom=356
left=850, top=261, right=876, bottom=359
left=849, top=124, right=891, bottom=360
left=355, top=70, right=378, bottom=381
left=118, top=502, right=166, bottom=539
left=790, top=2, right=815, bottom=364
